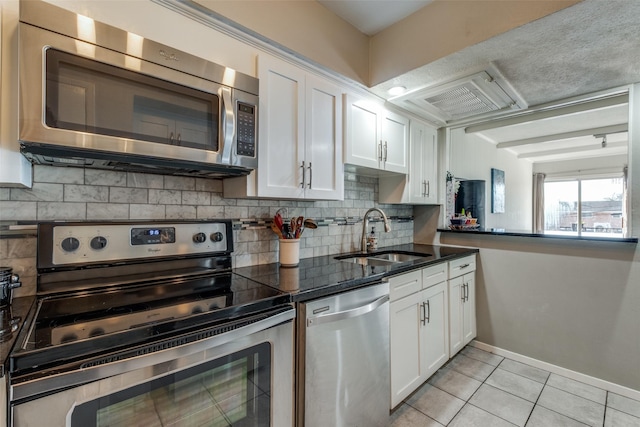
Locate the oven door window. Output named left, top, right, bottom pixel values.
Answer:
left=45, top=48, right=219, bottom=151
left=71, top=343, right=270, bottom=427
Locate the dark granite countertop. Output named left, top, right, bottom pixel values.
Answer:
left=0, top=296, right=36, bottom=377
left=438, top=228, right=638, bottom=243
left=233, top=243, right=478, bottom=302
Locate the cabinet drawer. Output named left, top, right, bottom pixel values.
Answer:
left=449, top=254, right=476, bottom=278
left=388, top=270, right=422, bottom=301
left=422, top=262, right=447, bottom=289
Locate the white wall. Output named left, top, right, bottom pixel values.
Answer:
left=449, top=127, right=533, bottom=231
left=430, top=83, right=640, bottom=393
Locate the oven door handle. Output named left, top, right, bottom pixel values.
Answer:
left=11, top=307, right=295, bottom=402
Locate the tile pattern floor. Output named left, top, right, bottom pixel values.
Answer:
left=390, top=346, right=640, bottom=426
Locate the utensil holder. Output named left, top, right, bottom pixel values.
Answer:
left=279, top=239, right=300, bottom=267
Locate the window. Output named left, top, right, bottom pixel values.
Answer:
left=544, top=177, right=625, bottom=237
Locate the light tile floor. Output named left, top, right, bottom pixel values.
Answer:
left=390, top=345, right=640, bottom=426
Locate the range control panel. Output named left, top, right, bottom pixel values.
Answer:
left=51, top=222, right=230, bottom=266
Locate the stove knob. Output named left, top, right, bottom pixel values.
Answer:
left=61, top=237, right=80, bottom=252
left=193, top=232, right=207, bottom=243
left=90, top=236, right=108, bottom=250
left=210, top=232, right=224, bottom=242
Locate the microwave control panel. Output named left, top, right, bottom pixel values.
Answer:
left=236, top=102, right=256, bottom=157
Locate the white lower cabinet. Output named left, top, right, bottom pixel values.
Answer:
left=389, top=264, right=449, bottom=408
left=448, top=255, right=477, bottom=357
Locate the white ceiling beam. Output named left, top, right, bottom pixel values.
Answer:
left=465, top=94, right=628, bottom=133
left=496, top=124, right=628, bottom=149
left=517, top=140, right=627, bottom=159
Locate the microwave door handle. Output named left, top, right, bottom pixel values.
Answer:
left=219, top=86, right=235, bottom=164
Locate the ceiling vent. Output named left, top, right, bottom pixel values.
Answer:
left=389, top=65, right=527, bottom=125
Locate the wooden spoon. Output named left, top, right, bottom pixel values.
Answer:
left=303, top=218, right=318, bottom=229
left=271, top=222, right=284, bottom=239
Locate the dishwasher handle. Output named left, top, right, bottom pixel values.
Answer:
left=307, top=294, right=389, bottom=327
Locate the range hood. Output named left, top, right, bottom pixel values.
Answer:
left=21, top=143, right=253, bottom=179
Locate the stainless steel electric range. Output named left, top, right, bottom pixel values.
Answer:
left=8, top=220, right=295, bottom=427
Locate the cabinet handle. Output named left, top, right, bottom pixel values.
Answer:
left=384, top=141, right=388, bottom=162
left=422, top=180, right=427, bottom=197
left=426, top=180, right=430, bottom=197
left=420, top=302, right=426, bottom=326
left=425, top=300, right=430, bottom=324
left=300, top=161, right=306, bottom=188
left=459, top=263, right=470, bottom=269
left=461, top=284, right=466, bottom=302
left=169, top=132, right=174, bottom=144
left=307, top=162, right=312, bottom=189
left=466, top=282, right=470, bottom=302
left=177, top=133, right=181, bottom=144
left=378, top=140, right=383, bottom=161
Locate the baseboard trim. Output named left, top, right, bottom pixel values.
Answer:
left=471, top=340, right=640, bottom=402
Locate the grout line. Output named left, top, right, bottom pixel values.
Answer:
left=523, top=366, right=551, bottom=426
left=602, top=391, right=608, bottom=427
left=464, top=402, right=519, bottom=426
left=534, top=377, right=602, bottom=427
left=443, top=348, right=502, bottom=425
left=543, top=383, right=607, bottom=406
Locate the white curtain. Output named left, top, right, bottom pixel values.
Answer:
left=532, top=173, right=546, bottom=233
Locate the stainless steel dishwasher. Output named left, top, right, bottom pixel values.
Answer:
left=297, top=281, right=390, bottom=427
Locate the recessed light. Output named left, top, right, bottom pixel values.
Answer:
left=388, top=86, right=406, bottom=96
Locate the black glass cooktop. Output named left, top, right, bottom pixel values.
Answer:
left=10, top=273, right=289, bottom=374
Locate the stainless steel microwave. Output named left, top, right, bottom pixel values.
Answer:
left=18, top=1, right=258, bottom=178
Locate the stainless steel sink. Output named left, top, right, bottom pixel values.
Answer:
left=338, top=256, right=397, bottom=266
left=335, top=251, right=431, bottom=266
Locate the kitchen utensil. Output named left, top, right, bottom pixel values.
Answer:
left=303, top=218, right=318, bottom=229
left=274, top=213, right=284, bottom=232
left=276, top=208, right=288, bottom=220
left=295, top=216, right=304, bottom=238
left=270, top=222, right=284, bottom=239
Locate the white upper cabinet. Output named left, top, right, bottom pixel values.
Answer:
left=225, top=54, right=343, bottom=200
left=379, top=119, right=438, bottom=204
left=256, top=55, right=307, bottom=199
left=304, top=75, right=343, bottom=200
left=408, top=121, right=438, bottom=204
left=344, top=94, right=408, bottom=174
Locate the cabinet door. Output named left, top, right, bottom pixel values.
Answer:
left=462, top=272, right=477, bottom=346
left=448, top=275, right=464, bottom=357
left=257, top=55, right=305, bottom=198
left=390, top=292, right=423, bottom=408
left=304, top=75, right=343, bottom=200
left=381, top=110, right=408, bottom=173
left=408, top=122, right=426, bottom=202
left=344, top=94, right=381, bottom=169
left=421, top=282, right=449, bottom=377
left=422, top=126, right=438, bottom=204
left=408, top=123, right=437, bottom=204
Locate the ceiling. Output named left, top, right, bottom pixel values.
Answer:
left=317, top=0, right=432, bottom=36
left=317, top=0, right=638, bottom=164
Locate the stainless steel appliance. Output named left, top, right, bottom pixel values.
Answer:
left=18, top=0, right=258, bottom=178
left=0, top=267, right=21, bottom=307
left=8, top=220, right=294, bottom=426
left=297, top=282, right=390, bottom=426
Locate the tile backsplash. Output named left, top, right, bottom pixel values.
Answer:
left=0, top=165, right=414, bottom=296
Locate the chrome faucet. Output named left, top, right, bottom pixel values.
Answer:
left=361, top=207, right=391, bottom=252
